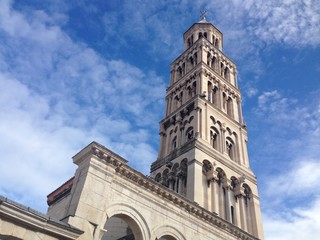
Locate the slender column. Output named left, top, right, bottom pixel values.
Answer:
left=237, top=97, right=244, bottom=124
left=238, top=194, right=248, bottom=231
left=165, top=132, right=171, bottom=155
left=218, top=184, right=225, bottom=219
left=158, top=132, right=165, bottom=158
left=224, top=184, right=232, bottom=222
left=218, top=83, right=223, bottom=110
left=220, top=125, right=226, bottom=153
left=211, top=178, right=219, bottom=214
left=194, top=107, right=201, bottom=138
left=180, top=126, right=185, bottom=146
left=176, top=117, right=182, bottom=147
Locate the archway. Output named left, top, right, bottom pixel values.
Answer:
left=159, top=235, right=177, bottom=240
left=102, top=214, right=143, bottom=240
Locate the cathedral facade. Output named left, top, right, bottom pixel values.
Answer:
left=0, top=19, right=264, bottom=240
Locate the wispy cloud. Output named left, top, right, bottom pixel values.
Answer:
left=0, top=0, right=164, bottom=211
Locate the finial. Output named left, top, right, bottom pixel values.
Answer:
left=200, top=10, right=207, bottom=22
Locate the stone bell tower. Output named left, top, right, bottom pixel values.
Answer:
left=150, top=17, right=264, bottom=239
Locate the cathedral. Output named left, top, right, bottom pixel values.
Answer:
left=0, top=18, right=264, bottom=240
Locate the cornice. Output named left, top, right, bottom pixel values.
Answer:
left=89, top=143, right=260, bottom=240
left=0, top=195, right=83, bottom=239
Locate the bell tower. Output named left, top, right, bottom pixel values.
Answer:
left=150, top=17, right=264, bottom=239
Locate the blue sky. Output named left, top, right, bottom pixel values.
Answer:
left=0, top=0, right=319, bottom=239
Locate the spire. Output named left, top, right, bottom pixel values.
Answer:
left=200, top=10, right=207, bottom=22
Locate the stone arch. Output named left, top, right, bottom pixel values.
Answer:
left=155, top=173, right=161, bottom=183
left=185, top=126, right=194, bottom=142
left=152, top=225, right=186, bottom=240
left=103, top=203, right=151, bottom=240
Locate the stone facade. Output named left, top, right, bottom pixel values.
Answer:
left=0, top=19, right=264, bottom=240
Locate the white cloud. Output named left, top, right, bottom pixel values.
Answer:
left=264, top=198, right=320, bottom=240
left=0, top=0, right=165, bottom=211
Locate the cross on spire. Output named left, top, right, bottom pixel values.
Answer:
left=200, top=10, right=207, bottom=22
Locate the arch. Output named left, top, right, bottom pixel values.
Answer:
left=171, top=136, right=177, bottom=151
left=227, top=97, right=234, bottom=118
left=185, top=126, right=194, bottom=142
left=210, top=127, right=220, bottom=151
left=153, top=225, right=186, bottom=240
left=103, top=203, right=151, bottom=240
left=155, top=173, right=161, bottom=183
left=226, top=136, right=235, bottom=160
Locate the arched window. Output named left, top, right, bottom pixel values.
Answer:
left=210, top=128, right=220, bottom=151
left=223, top=92, right=227, bottom=110
left=211, top=56, right=217, bottom=71
left=198, top=32, right=203, bottom=39
left=207, top=52, right=211, bottom=66
left=155, top=173, right=161, bottom=183
left=227, top=97, right=234, bottom=118
left=204, top=32, right=207, bottom=39
left=177, top=66, right=182, bottom=77
left=185, top=127, right=194, bottom=142
left=213, top=86, right=219, bottom=107
left=226, top=137, right=235, bottom=160
left=192, top=82, right=197, bottom=96
left=207, top=82, right=213, bottom=102
left=171, top=136, right=177, bottom=151
left=224, top=67, right=230, bottom=81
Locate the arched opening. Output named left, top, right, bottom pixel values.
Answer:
left=102, top=214, right=143, bottom=240
left=226, top=137, right=235, bottom=160
left=227, top=97, right=234, bottom=118
left=192, top=82, right=197, bottom=96
left=155, top=173, right=161, bottom=183
left=185, top=126, right=194, bottom=142
left=211, top=56, right=217, bottom=71
left=159, top=235, right=177, bottom=240
left=211, top=127, right=220, bottom=150
left=207, top=82, right=213, bottom=102
left=212, top=86, right=219, bottom=107
left=171, top=136, right=177, bottom=151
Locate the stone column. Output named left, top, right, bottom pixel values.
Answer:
left=176, top=116, right=182, bottom=148
left=218, top=83, right=223, bottom=110
left=237, top=97, right=244, bottom=124
left=223, top=181, right=232, bottom=222
left=210, top=177, right=219, bottom=214
left=238, top=194, right=248, bottom=231
left=194, top=107, right=201, bottom=139
left=220, top=125, right=226, bottom=153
